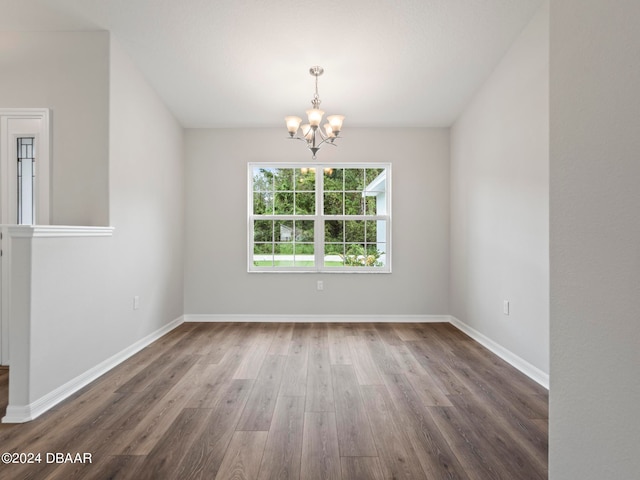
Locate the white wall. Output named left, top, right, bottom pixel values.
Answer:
left=450, top=2, right=549, bottom=376
left=107, top=37, right=185, bottom=346
left=2, top=35, right=185, bottom=422
left=185, top=127, right=449, bottom=316
left=549, top=0, right=640, bottom=478
left=0, top=31, right=110, bottom=226
left=5, top=228, right=114, bottom=418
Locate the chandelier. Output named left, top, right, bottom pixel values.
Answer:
left=285, top=66, right=345, bottom=159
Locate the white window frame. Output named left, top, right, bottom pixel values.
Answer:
left=248, top=163, right=391, bottom=273
left=0, top=108, right=51, bottom=226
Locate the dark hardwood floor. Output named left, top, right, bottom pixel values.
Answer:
left=0, top=323, right=548, bottom=479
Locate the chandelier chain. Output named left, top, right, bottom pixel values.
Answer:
left=312, top=73, right=321, bottom=108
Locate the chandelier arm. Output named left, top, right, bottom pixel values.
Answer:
left=316, top=128, right=339, bottom=146
left=313, top=136, right=336, bottom=149
left=316, top=127, right=327, bottom=141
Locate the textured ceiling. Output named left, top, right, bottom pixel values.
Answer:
left=1, top=0, right=544, bottom=128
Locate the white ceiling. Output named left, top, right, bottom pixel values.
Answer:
left=1, top=0, right=543, bottom=128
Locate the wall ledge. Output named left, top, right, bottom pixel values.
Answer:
left=6, top=225, right=115, bottom=238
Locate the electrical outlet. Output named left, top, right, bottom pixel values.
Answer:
left=317, top=280, right=324, bottom=291
left=133, top=296, right=140, bottom=310
left=503, top=300, right=510, bottom=315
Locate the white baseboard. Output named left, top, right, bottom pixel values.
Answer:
left=449, top=316, right=549, bottom=389
left=2, top=316, right=184, bottom=424
left=184, top=314, right=450, bottom=323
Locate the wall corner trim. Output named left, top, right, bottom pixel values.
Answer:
left=449, top=315, right=549, bottom=389
left=1, top=315, right=184, bottom=424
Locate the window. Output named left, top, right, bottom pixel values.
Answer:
left=0, top=108, right=51, bottom=226
left=248, top=163, right=391, bottom=272
left=17, top=137, right=36, bottom=225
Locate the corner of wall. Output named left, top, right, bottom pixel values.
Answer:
left=449, top=2, right=549, bottom=376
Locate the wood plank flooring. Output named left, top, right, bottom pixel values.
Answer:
left=0, top=323, right=548, bottom=479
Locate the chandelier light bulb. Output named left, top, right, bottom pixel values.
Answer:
left=326, top=115, right=345, bottom=134
left=306, top=108, right=325, bottom=127
left=285, top=116, right=302, bottom=136
left=300, top=123, right=312, bottom=139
